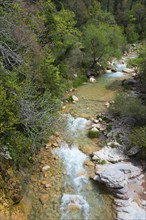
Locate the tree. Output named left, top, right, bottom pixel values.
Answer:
left=82, top=23, right=124, bottom=69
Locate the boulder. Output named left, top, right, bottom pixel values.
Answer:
left=126, top=146, right=141, bottom=156
left=89, top=76, right=96, bottom=83
left=99, top=167, right=126, bottom=188
left=72, top=95, right=79, bottom=102
left=122, top=78, right=137, bottom=86
left=123, top=68, right=135, bottom=73
left=91, top=127, right=99, bottom=132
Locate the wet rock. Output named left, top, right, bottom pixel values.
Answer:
left=123, top=68, right=135, bottom=73
left=67, top=204, right=81, bottom=212
left=111, top=67, right=117, bottom=72
left=83, top=159, right=95, bottom=168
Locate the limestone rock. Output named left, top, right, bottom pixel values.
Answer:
left=91, top=127, right=99, bottom=132
left=72, top=95, right=79, bottom=102
left=89, top=76, right=96, bottom=83
left=123, top=68, right=135, bottom=73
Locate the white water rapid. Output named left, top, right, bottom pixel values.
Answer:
left=105, top=59, right=126, bottom=78
left=55, top=115, right=113, bottom=220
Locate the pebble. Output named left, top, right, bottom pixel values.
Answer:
left=41, top=165, right=50, bottom=172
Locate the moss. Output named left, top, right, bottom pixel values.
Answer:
left=96, top=159, right=107, bottom=164
left=88, top=130, right=100, bottom=138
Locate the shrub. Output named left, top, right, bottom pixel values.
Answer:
left=66, top=95, right=74, bottom=102
left=130, top=126, right=146, bottom=150
left=73, top=75, right=87, bottom=88
left=96, top=159, right=106, bottom=164
left=88, top=130, right=100, bottom=138
left=109, top=93, right=146, bottom=123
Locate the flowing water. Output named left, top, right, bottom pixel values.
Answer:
left=54, top=59, right=130, bottom=220
left=55, top=115, right=113, bottom=220
left=22, top=57, right=132, bottom=220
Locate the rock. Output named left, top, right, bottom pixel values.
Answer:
left=107, top=141, right=121, bottom=148
left=116, top=201, right=146, bottom=220
left=72, top=95, right=79, bottom=102
left=39, top=194, right=49, bottom=205
left=93, top=119, right=99, bottom=123
left=123, top=68, right=135, bottom=73
left=99, top=167, right=126, bottom=188
left=122, top=78, right=137, bottom=86
left=126, top=146, right=141, bottom=156
left=132, top=72, right=137, bottom=77
left=67, top=204, right=80, bottom=212
left=105, top=102, right=110, bottom=108
left=98, top=118, right=102, bottom=122
left=89, top=76, right=96, bottom=83
left=45, top=183, right=51, bottom=188
left=93, top=146, right=127, bottom=162
left=91, top=127, right=99, bottom=132
left=111, top=67, right=117, bottom=72
left=41, top=165, right=50, bottom=172
left=84, top=159, right=95, bottom=168
left=52, top=142, right=58, bottom=148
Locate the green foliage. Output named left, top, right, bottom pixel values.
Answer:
left=109, top=93, right=146, bottom=123
left=66, top=95, right=74, bottom=102
left=95, top=158, right=106, bottom=165
left=73, top=75, right=87, bottom=88
left=82, top=22, right=124, bottom=67
left=130, top=126, right=146, bottom=150
left=88, top=130, right=100, bottom=138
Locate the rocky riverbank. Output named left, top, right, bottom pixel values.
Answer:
left=90, top=112, right=146, bottom=219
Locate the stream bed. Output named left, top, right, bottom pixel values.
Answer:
left=20, top=57, right=133, bottom=220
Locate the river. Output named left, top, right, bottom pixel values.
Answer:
left=20, top=57, right=131, bottom=220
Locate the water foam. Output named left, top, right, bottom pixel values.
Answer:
left=60, top=194, right=90, bottom=220
left=56, top=142, right=88, bottom=190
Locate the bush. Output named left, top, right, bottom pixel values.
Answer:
left=130, top=126, right=146, bottom=149
left=96, top=159, right=106, bottom=164
left=88, top=130, right=100, bottom=138
left=109, top=93, right=146, bottom=123
left=73, top=75, right=87, bottom=88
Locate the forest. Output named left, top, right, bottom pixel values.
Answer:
left=0, top=0, right=146, bottom=173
